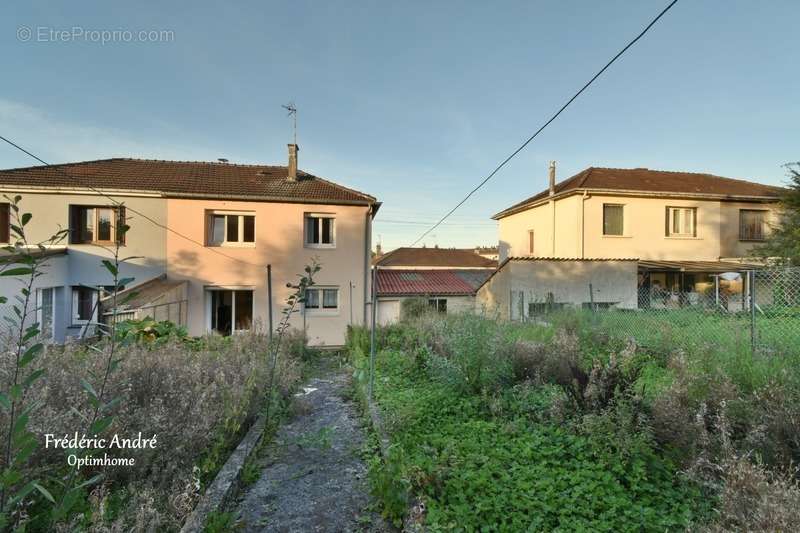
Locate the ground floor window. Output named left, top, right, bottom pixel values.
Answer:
left=304, top=287, right=339, bottom=312
left=428, top=298, right=447, bottom=313
left=72, top=286, right=97, bottom=324
left=208, top=289, right=253, bottom=335
left=38, top=287, right=55, bottom=340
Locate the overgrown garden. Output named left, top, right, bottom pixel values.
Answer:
left=349, top=304, right=800, bottom=531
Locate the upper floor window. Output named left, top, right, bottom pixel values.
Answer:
left=305, top=214, right=335, bottom=248
left=69, top=205, right=125, bottom=244
left=0, top=203, right=9, bottom=243
left=304, top=287, right=339, bottom=312
left=207, top=212, right=255, bottom=246
left=666, top=207, right=696, bottom=237
left=739, top=209, right=768, bottom=241
left=603, top=204, right=624, bottom=236
left=528, top=230, right=535, bottom=255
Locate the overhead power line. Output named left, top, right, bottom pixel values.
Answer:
left=0, top=134, right=266, bottom=268
left=408, top=0, right=679, bottom=247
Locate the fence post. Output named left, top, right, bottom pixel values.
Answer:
left=750, top=270, right=757, bottom=356
left=267, top=264, right=273, bottom=344
left=589, top=283, right=595, bottom=312
left=368, top=266, right=377, bottom=404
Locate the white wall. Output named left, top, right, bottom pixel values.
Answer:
left=477, top=259, right=638, bottom=320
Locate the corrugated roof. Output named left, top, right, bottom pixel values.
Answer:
left=0, top=158, right=377, bottom=206
left=638, top=260, right=764, bottom=272
left=374, top=247, right=498, bottom=268
left=376, top=269, right=492, bottom=296
left=493, top=167, right=785, bottom=219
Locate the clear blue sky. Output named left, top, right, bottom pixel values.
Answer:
left=2, top=1, right=798, bottom=250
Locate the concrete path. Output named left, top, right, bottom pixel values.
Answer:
left=234, top=358, right=389, bottom=532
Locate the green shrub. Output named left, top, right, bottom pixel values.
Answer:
left=400, top=297, right=432, bottom=321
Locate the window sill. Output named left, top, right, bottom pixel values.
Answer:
left=304, top=243, right=336, bottom=250
left=206, top=243, right=256, bottom=248
left=305, top=309, right=340, bottom=316
left=664, top=236, right=701, bottom=240
left=601, top=234, right=631, bottom=238
left=739, top=239, right=766, bottom=243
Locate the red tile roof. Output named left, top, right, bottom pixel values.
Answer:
left=374, top=247, right=498, bottom=268
left=0, top=158, right=377, bottom=206
left=376, top=269, right=492, bottom=296
left=493, top=167, right=785, bottom=219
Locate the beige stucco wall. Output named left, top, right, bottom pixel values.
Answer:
left=1, top=191, right=168, bottom=286
left=498, top=193, right=779, bottom=261
left=476, top=259, right=638, bottom=320
left=165, top=198, right=371, bottom=346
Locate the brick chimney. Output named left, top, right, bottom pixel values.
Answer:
left=548, top=161, right=556, bottom=196
left=287, top=144, right=299, bottom=181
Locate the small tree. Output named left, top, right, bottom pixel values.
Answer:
left=756, top=162, right=800, bottom=264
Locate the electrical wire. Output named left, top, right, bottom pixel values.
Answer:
left=408, top=0, right=679, bottom=247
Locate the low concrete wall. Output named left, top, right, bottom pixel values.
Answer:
left=477, top=259, right=638, bottom=320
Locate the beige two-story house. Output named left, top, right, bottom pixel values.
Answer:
left=0, top=145, right=379, bottom=345
left=489, top=165, right=783, bottom=311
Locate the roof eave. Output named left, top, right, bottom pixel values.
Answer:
left=492, top=188, right=782, bottom=220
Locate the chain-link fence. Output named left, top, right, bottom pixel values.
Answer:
left=518, top=266, right=800, bottom=357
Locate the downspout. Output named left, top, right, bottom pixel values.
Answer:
left=580, top=190, right=589, bottom=258
left=363, top=208, right=371, bottom=325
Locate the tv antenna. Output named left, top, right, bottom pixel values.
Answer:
left=282, top=101, right=297, bottom=145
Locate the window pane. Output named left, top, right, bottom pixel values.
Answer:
left=438, top=299, right=447, bottom=313
left=97, top=208, right=113, bottom=241
left=528, top=230, right=534, bottom=254
left=234, top=290, right=253, bottom=330
left=82, top=208, right=94, bottom=242
left=312, top=217, right=320, bottom=243
left=226, top=215, right=239, bottom=242
left=75, top=287, right=94, bottom=321
left=211, top=290, right=232, bottom=335
left=40, top=288, right=53, bottom=338
left=211, top=215, right=225, bottom=245
left=321, top=217, right=333, bottom=244
left=603, top=205, right=623, bottom=236
left=0, top=203, right=9, bottom=243
left=322, top=289, right=338, bottom=309
left=243, top=215, right=255, bottom=242
left=740, top=210, right=766, bottom=240
left=685, top=209, right=695, bottom=235
left=305, top=288, right=320, bottom=308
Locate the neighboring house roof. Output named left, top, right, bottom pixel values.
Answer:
left=376, top=269, right=493, bottom=296
left=493, top=167, right=785, bottom=219
left=0, top=158, right=377, bottom=206
left=374, top=247, right=498, bottom=268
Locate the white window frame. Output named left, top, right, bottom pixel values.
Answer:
left=303, top=286, right=340, bottom=315
left=37, top=287, right=56, bottom=341
left=739, top=209, right=768, bottom=241
left=428, top=297, right=448, bottom=313
left=205, top=287, right=255, bottom=335
left=667, top=207, right=697, bottom=237
left=71, top=286, right=98, bottom=325
left=602, top=203, right=625, bottom=237
left=207, top=211, right=256, bottom=247
left=304, top=213, right=336, bottom=249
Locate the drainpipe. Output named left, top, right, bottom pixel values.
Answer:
left=549, top=161, right=556, bottom=256
left=580, top=190, right=590, bottom=258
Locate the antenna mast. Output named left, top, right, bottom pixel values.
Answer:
left=282, top=101, right=297, bottom=145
